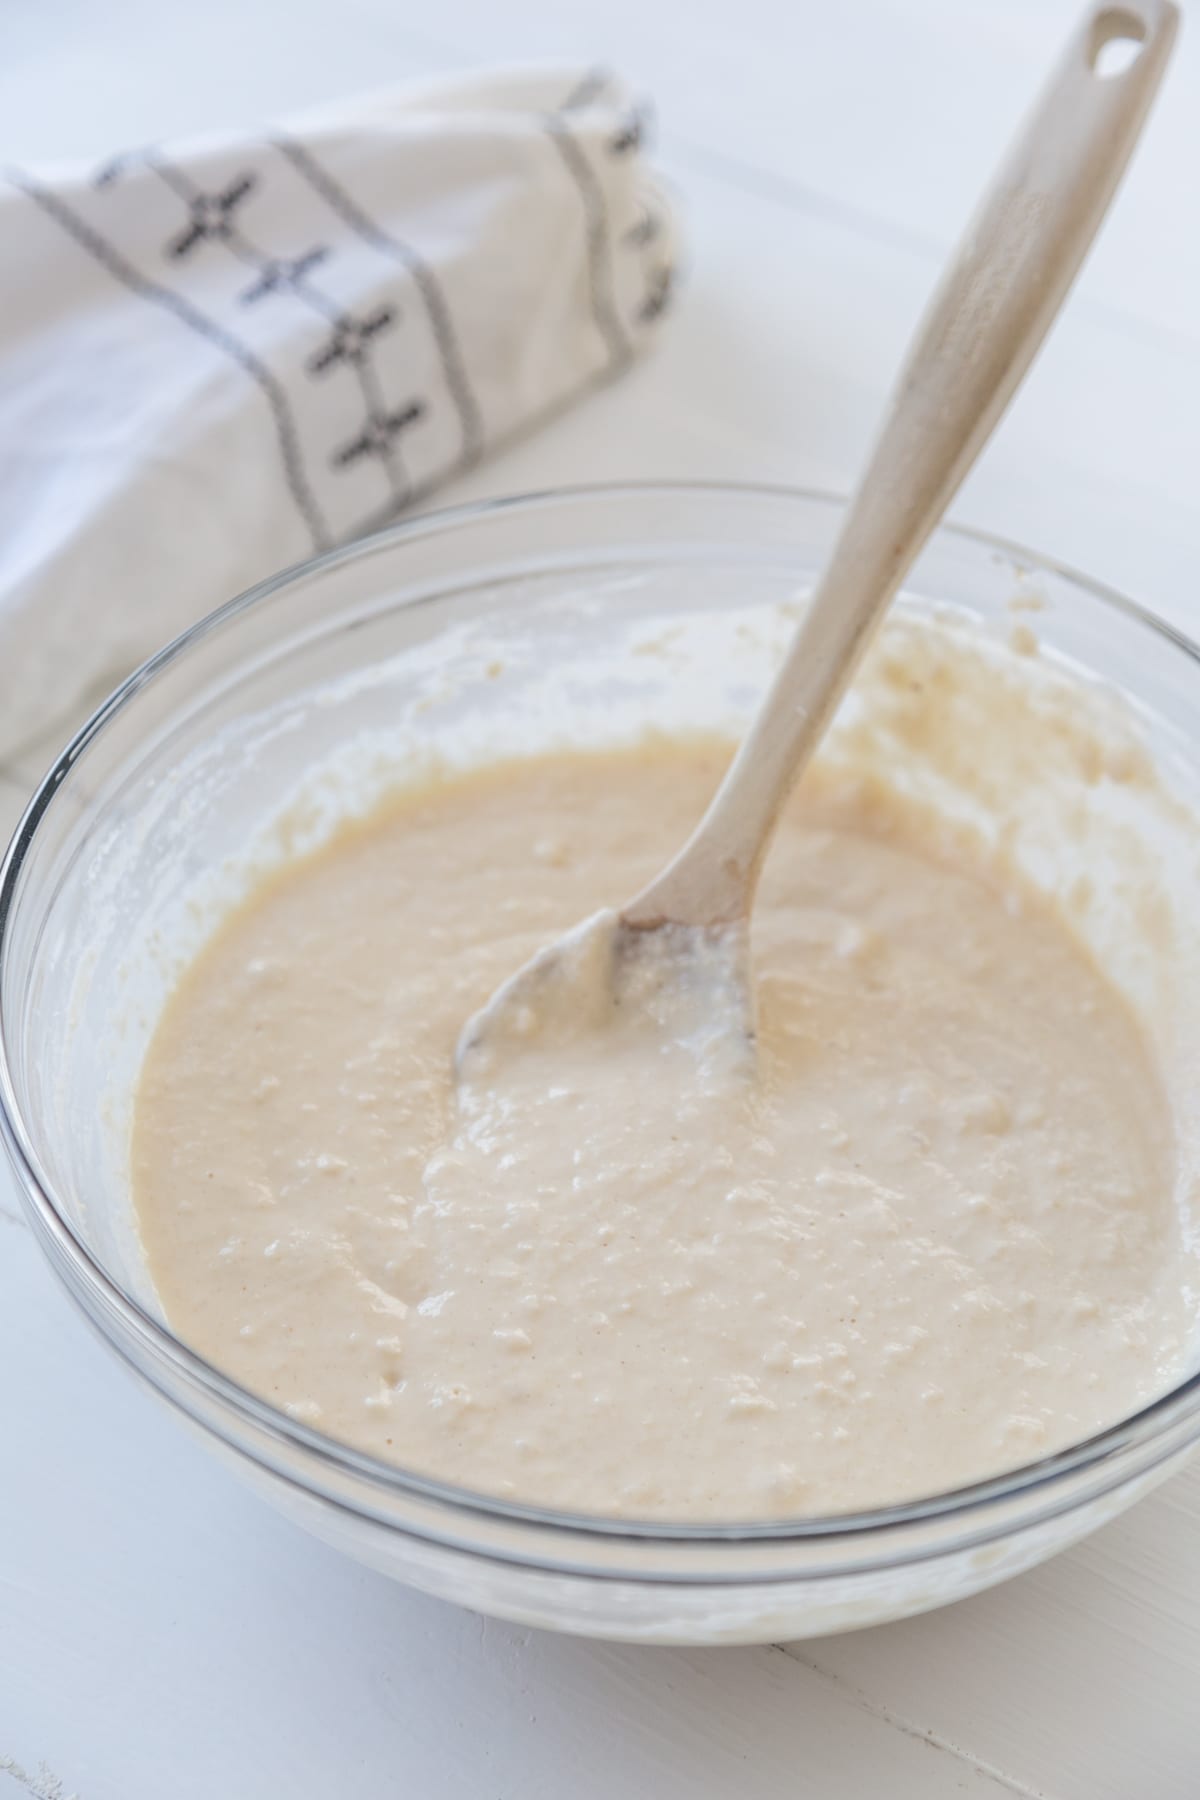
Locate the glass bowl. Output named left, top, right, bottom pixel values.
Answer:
left=4, top=483, right=1200, bottom=1646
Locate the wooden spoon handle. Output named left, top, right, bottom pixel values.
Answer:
left=625, top=0, right=1178, bottom=931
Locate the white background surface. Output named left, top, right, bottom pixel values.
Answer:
left=4, top=2, right=1200, bottom=1794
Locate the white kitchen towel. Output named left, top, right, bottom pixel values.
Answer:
left=0, top=66, right=676, bottom=761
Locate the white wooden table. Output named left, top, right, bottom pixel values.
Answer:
left=4, top=3, right=1200, bottom=1794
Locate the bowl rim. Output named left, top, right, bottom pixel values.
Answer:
left=4, top=476, right=1200, bottom=1557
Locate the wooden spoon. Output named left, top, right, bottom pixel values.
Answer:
left=457, top=0, right=1178, bottom=1083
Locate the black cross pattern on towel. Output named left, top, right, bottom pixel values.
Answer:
left=333, top=401, right=425, bottom=468
left=307, top=306, right=397, bottom=374
left=168, top=173, right=257, bottom=257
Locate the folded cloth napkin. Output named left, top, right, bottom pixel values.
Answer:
left=0, top=67, right=677, bottom=761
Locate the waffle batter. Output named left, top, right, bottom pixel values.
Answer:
left=132, top=745, right=1190, bottom=1518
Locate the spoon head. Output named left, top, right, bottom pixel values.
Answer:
left=454, top=909, right=757, bottom=1091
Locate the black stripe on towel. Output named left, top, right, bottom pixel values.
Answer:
left=271, top=134, right=484, bottom=471
left=541, top=114, right=632, bottom=373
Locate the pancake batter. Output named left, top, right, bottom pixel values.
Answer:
left=132, top=744, right=1191, bottom=1518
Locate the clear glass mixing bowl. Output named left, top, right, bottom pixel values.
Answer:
left=3, top=484, right=1200, bottom=1645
